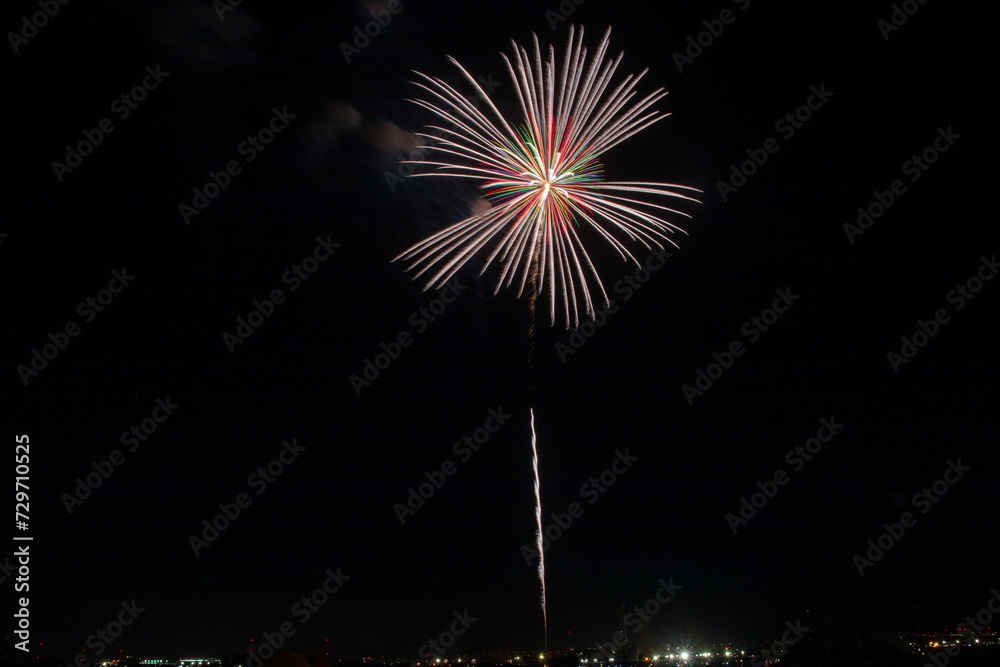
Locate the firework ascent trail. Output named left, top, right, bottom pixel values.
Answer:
left=531, top=408, right=548, bottom=649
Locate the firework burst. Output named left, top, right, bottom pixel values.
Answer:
left=393, top=25, right=700, bottom=328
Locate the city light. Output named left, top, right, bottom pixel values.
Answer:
left=38, top=628, right=999, bottom=667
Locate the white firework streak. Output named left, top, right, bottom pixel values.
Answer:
left=531, top=408, right=547, bottom=647
left=393, top=25, right=701, bottom=328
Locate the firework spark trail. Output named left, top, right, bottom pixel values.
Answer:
left=530, top=407, right=548, bottom=649
left=393, top=25, right=700, bottom=328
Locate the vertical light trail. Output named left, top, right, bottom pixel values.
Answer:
left=531, top=407, right=548, bottom=649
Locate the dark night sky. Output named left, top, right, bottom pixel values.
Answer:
left=3, top=0, right=998, bottom=661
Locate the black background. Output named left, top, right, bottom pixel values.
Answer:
left=3, top=0, right=997, bottom=661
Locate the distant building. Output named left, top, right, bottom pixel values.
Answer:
left=261, top=652, right=335, bottom=667
left=614, top=606, right=638, bottom=665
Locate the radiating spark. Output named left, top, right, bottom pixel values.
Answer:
left=531, top=407, right=547, bottom=647
left=393, top=25, right=700, bottom=328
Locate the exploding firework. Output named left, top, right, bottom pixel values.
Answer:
left=393, top=25, right=700, bottom=328
left=530, top=408, right=547, bottom=647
